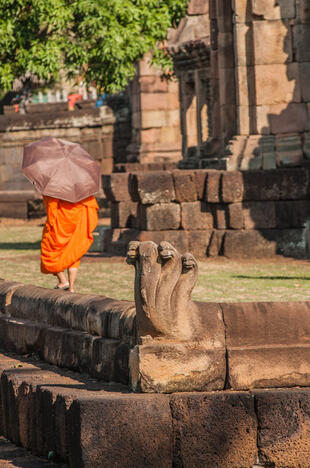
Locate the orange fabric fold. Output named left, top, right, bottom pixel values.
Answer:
left=41, top=195, right=99, bottom=274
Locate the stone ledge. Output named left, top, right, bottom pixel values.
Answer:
left=2, top=352, right=310, bottom=466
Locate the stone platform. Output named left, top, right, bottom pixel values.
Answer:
left=2, top=351, right=310, bottom=467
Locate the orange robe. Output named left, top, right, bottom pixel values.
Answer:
left=41, top=195, right=99, bottom=274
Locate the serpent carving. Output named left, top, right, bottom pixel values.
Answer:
left=126, top=240, right=200, bottom=340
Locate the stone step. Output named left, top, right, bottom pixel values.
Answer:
left=0, top=436, right=66, bottom=467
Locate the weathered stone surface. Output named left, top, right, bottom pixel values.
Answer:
left=253, top=20, right=292, bottom=65
left=102, top=173, right=131, bottom=202
left=295, top=24, right=310, bottom=61
left=130, top=340, right=225, bottom=393
left=187, top=0, right=209, bottom=15
left=275, top=200, right=310, bottom=228
left=68, top=394, right=173, bottom=468
left=205, top=171, right=222, bottom=202
left=255, top=64, right=300, bottom=105
left=276, top=133, right=303, bottom=167
left=213, top=204, right=227, bottom=229
left=252, top=0, right=296, bottom=19
left=255, top=389, right=310, bottom=467
left=221, top=171, right=244, bottom=202
left=223, top=230, right=277, bottom=258
left=187, top=230, right=213, bottom=256
left=111, top=201, right=138, bottom=228
left=243, top=201, right=277, bottom=229
left=299, top=0, right=310, bottom=23
left=130, top=171, right=175, bottom=204
left=172, top=171, right=197, bottom=202
left=170, top=392, right=257, bottom=467
left=0, top=202, right=28, bottom=219
left=223, top=301, right=310, bottom=389
left=228, top=203, right=243, bottom=229
left=269, top=103, right=308, bottom=134
left=243, top=168, right=308, bottom=200
left=139, top=203, right=181, bottom=230
left=181, top=201, right=213, bottom=230
left=138, top=230, right=189, bottom=253
left=207, top=230, right=225, bottom=256
left=194, top=170, right=207, bottom=199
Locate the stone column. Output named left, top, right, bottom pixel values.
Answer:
left=201, top=0, right=310, bottom=170
left=127, top=56, right=182, bottom=164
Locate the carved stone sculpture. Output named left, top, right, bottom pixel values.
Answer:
left=127, top=241, right=226, bottom=392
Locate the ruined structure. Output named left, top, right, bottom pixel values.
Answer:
left=2, top=247, right=310, bottom=464
left=176, top=0, right=310, bottom=170
left=126, top=56, right=182, bottom=164
left=103, top=167, right=310, bottom=258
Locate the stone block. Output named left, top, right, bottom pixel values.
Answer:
left=140, top=128, right=161, bottom=144
left=228, top=203, right=243, bottom=229
left=252, top=0, right=296, bottom=19
left=139, top=75, right=169, bottom=93
left=235, top=66, right=255, bottom=106
left=295, top=24, right=310, bottom=61
left=172, top=171, right=198, bottom=202
left=219, top=68, right=236, bottom=105
left=137, top=230, right=189, bottom=253
left=139, top=203, right=181, bottom=231
left=233, top=23, right=252, bottom=67
left=243, top=201, right=277, bottom=229
left=194, top=170, right=208, bottom=199
left=130, top=171, right=175, bottom=204
left=220, top=104, right=236, bottom=138
left=140, top=93, right=179, bottom=111
left=275, top=200, right=310, bottom=228
left=223, top=230, right=277, bottom=257
left=221, top=171, right=244, bottom=202
left=218, top=32, right=235, bottom=69
left=255, top=64, right=300, bottom=106
left=213, top=204, right=227, bottom=229
left=269, top=103, right=309, bottom=134
left=299, top=0, right=310, bottom=22
left=243, top=168, right=308, bottom=200
left=0, top=202, right=27, bottom=219
left=300, top=62, right=310, bottom=102
left=255, top=389, right=310, bottom=467
left=130, top=340, right=226, bottom=393
left=253, top=20, right=292, bottom=65
left=205, top=171, right=222, bottom=202
left=187, top=0, right=209, bottom=15
left=111, top=201, right=138, bottom=229
left=170, top=392, right=257, bottom=467
left=187, top=230, right=213, bottom=257
left=141, top=110, right=180, bottom=129
left=67, top=394, right=173, bottom=468
left=232, top=0, right=250, bottom=22
left=223, top=301, right=310, bottom=389
left=102, top=173, right=131, bottom=202
left=207, top=230, right=226, bottom=256
left=181, top=201, right=213, bottom=230
left=276, top=134, right=303, bottom=167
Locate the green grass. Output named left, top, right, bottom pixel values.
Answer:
left=0, top=225, right=309, bottom=302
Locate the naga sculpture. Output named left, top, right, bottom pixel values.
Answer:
left=127, top=240, right=201, bottom=341
left=127, top=240, right=226, bottom=392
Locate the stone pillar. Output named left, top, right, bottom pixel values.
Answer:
left=127, top=56, right=182, bottom=164
left=200, top=0, right=310, bottom=170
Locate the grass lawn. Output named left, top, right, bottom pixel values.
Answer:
left=0, top=224, right=309, bottom=302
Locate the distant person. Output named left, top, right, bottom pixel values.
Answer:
left=40, top=195, right=99, bottom=292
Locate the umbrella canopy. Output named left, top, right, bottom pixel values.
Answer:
left=22, top=137, right=100, bottom=203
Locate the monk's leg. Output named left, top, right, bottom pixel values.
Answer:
left=55, top=271, right=69, bottom=288
left=68, top=268, right=78, bottom=293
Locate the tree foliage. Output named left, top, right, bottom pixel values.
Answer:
left=0, top=0, right=188, bottom=93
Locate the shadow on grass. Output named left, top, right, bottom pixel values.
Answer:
left=0, top=241, right=41, bottom=250
left=233, top=275, right=310, bottom=281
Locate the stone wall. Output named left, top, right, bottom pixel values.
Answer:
left=0, top=98, right=131, bottom=192
left=179, top=0, right=310, bottom=171
left=103, top=167, right=310, bottom=258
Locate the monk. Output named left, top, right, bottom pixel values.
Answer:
left=41, top=195, right=99, bottom=292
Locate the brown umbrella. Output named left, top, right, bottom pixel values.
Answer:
left=22, top=137, right=100, bottom=203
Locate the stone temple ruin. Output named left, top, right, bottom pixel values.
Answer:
left=1, top=242, right=310, bottom=465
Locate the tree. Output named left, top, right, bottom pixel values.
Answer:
left=0, top=0, right=189, bottom=93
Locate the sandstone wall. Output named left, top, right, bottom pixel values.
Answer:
left=103, top=167, right=310, bottom=258
left=0, top=99, right=131, bottom=193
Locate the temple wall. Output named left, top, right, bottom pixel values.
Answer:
left=127, top=56, right=182, bottom=163
left=0, top=100, right=131, bottom=193
left=103, top=167, right=310, bottom=258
